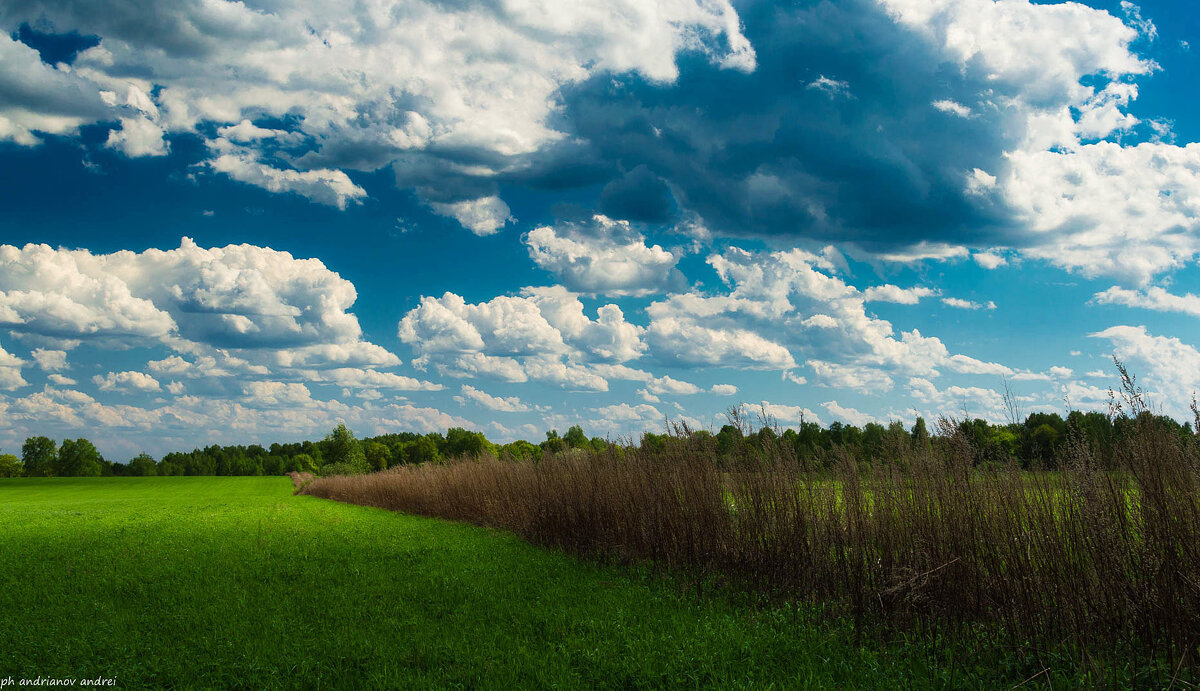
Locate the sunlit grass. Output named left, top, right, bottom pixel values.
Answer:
left=0, top=476, right=1054, bottom=689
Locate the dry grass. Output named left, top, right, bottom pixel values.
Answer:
left=303, top=406, right=1200, bottom=672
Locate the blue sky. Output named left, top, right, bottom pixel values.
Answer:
left=1, top=0, right=1199, bottom=459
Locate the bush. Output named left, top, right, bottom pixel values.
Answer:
left=317, top=462, right=362, bottom=477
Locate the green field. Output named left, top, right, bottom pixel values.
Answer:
left=0, top=477, right=1060, bottom=689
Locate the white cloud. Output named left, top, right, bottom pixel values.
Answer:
left=1007, top=143, right=1200, bottom=282
left=879, top=0, right=1200, bottom=283
left=809, top=360, right=893, bottom=394
left=906, top=377, right=1008, bottom=422
left=48, top=374, right=77, bottom=386
left=525, top=215, right=681, bottom=296
left=456, top=384, right=530, bottom=413
left=31, top=348, right=67, bottom=371
left=806, top=75, right=850, bottom=97
left=242, top=381, right=315, bottom=407
left=644, top=247, right=1010, bottom=386
left=1048, top=366, right=1074, bottom=379
left=217, top=119, right=293, bottom=143
left=430, top=196, right=514, bottom=236
left=756, top=401, right=822, bottom=426
left=0, top=239, right=395, bottom=368
left=932, top=99, right=972, bottom=118
left=873, top=242, right=969, bottom=264
left=315, top=367, right=442, bottom=392
left=1091, top=325, right=1200, bottom=416
left=105, top=116, right=168, bottom=157
left=1093, top=285, right=1200, bottom=318
left=398, top=287, right=643, bottom=390
left=2, top=0, right=753, bottom=214
left=711, top=383, right=738, bottom=396
left=0, top=33, right=109, bottom=146
left=0, top=341, right=27, bottom=391
left=862, top=284, right=936, bottom=305
left=821, top=400, right=874, bottom=427
left=941, top=297, right=995, bottom=310
left=972, top=251, right=1007, bottom=270
left=93, top=370, right=162, bottom=393
left=644, top=375, right=703, bottom=396
left=207, top=144, right=367, bottom=209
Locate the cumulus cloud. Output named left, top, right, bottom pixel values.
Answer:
left=0, top=238, right=394, bottom=366
left=0, top=32, right=109, bottom=146
left=430, top=196, right=513, bottom=236
left=821, top=401, right=874, bottom=427
left=105, top=115, right=167, bottom=157
left=525, top=215, right=683, bottom=296
left=93, top=370, right=161, bottom=393
left=0, top=341, right=27, bottom=391
left=756, top=401, right=822, bottom=426
left=1093, top=285, right=1200, bottom=318
left=1091, top=325, right=1200, bottom=416
left=397, top=286, right=643, bottom=390
left=1, top=0, right=753, bottom=217
left=941, top=297, right=995, bottom=310
left=906, top=377, right=1008, bottom=421
left=207, top=142, right=367, bottom=209
left=456, top=385, right=530, bottom=413
left=31, top=348, right=67, bottom=371
left=645, top=247, right=1010, bottom=384
left=862, top=284, right=937, bottom=305
left=1007, top=143, right=1200, bottom=283
left=973, top=251, right=1008, bottom=270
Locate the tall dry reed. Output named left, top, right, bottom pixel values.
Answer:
left=302, top=404, right=1200, bottom=671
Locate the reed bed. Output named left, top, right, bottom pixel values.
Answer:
left=302, top=411, right=1200, bottom=672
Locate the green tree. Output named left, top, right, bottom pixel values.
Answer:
left=365, top=442, right=391, bottom=471
left=22, top=436, right=57, bottom=477
left=445, top=427, right=490, bottom=458
left=128, top=453, right=158, bottom=477
left=290, top=453, right=318, bottom=474
left=407, top=436, right=441, bottom=465
left=324, top=423, right=368, bottom=474
left=0, top=453, right=22, bottom=478
left=563, top=425, right=588, bottom=449
left=56, top=438, right=103, bottom=477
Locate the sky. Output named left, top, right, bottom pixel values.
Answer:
left=2, top=0, right=1200, bottom=459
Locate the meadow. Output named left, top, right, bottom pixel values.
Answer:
left=302, top=410, right=1200, bottom=686
left=0, top=475, right=1055, bottom=689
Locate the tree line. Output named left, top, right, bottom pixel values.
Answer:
left=1, top=407, right=1194, bottom=479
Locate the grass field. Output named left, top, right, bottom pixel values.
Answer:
left=0, top=476, right=1063, bottom=689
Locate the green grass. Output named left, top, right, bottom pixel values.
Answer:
left=0, top=477, right=1070, bottom=689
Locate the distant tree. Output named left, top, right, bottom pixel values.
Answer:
left=56, top=438, right=103, bottom=477
left=500, top=440, right=540, bottom=462
left=640, top=432, right=667, bottom=454
left=365, top=442, right=391, bottom=471
left=407, top=436, right=441, bottom=465
left=911, top=418, right=932, bottom=453
left=541, top=430, right=566, bottom=454
left=22, top=436, right=57, bottom=477
left=128, top=453, right=158, bottom=477
left=290, top=453, right=318, bottom=474
left=563, top=425, right=588, bottom=449
left=325, top=423, right=367, bottom=474
left=445, top=427, right=491, bottom=458
left=0, top=453, right=22, bottom=478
